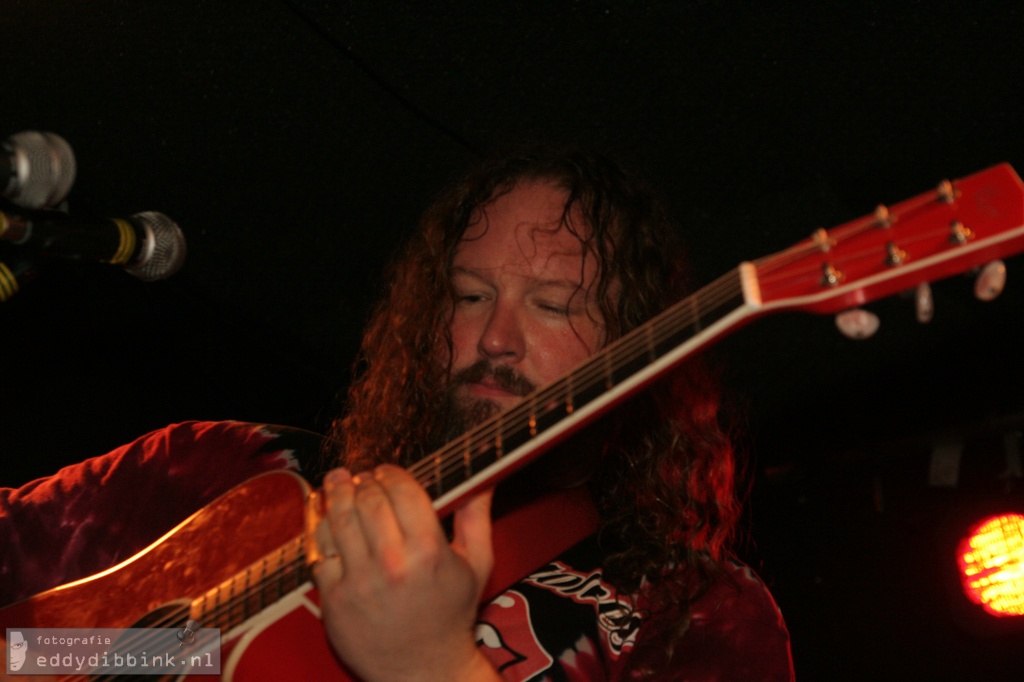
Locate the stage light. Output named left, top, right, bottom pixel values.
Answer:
left=957, top=513, right=1024, bottom=617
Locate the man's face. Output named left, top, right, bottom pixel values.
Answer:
left=447, top=179, right=608, bottom=423
left=9, top=631, right=26, bottom=671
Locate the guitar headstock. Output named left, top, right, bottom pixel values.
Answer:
left=753, top=163, right=1024, bottom=318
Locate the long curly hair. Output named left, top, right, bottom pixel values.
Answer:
left=325, top=145, right=740, bottom=672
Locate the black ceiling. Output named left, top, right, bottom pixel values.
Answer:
left=3, top=2, right=1024, bottom=678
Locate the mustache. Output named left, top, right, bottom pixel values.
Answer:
left=450, top=360, right=536, bottom=397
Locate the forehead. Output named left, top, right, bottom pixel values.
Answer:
left=455, top=180, right=593, bottom=278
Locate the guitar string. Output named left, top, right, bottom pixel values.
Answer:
left=404, top=268, right=746, bottom=488
left=70, top=274, right=744, bottom=656
left=46, top=182, right=976, bottom=681
left=66, top=198, right=918, bottom=675
left=405, top=187, right=945, bottom=489
left=58, top=554, right=312, bottom=681
left=57, top=616, right=189, bottom=682
left=418, top=187, right=965, bottom=489
left=65, top=271, right=746, bottom=657
left=188, top=550, right=310, bottom=628
left=406, top=267, right=744, bottom=475
left=756, top=222, right=959, bottom=291
left=41, top=272, right=745, bottom=679
left=755, top=209, right=955, bottom=278
left=56, top=188, right=956, bottom=664
left=166, top=187, right=971, bottom=649
left=753, top=191, right=950, bottom=276
left=412, top=268, right=748, bottom=488
left=403, top=276, right=741, bottom=489
left=60, top=198, right=950, bottom=674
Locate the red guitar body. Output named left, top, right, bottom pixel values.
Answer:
left=0, top=470, right=599, bottom=680
left=0, top=472, right=354, bottom=680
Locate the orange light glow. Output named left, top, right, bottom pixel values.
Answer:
left=957, top=513, right=1024, bottom=617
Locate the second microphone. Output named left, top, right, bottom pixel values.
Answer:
left=0, top=206, right=186, bottom=281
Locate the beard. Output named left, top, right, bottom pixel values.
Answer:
left=431, top=360, right=537, bottom=448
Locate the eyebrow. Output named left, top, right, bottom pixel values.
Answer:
left=451, top=266, right=583, bottom=291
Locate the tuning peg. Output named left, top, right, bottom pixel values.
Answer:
left=835, top=308, right=880, bottom=340
left=915, top=282, right=934, bottom=323
left=974, top=260, right=1006, bottom=301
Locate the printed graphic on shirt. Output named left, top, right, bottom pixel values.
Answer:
left=477, top=540, right=644, bottom=681
left=523, top=561, right=641, bottom=657
left=476, top=592, right=553, bottom=680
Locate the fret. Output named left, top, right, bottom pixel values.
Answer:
left=565, top=373, right=575, bottom=414
left=689, top=294, right=702, bottom=332
left=462, top=436, right=472, bottom=478
left=226, top=570, right=238, bottom=623
left=210, top=589, right=221, bottom=629
left=237, top=570, right=248, bottom=621
left=213, top=583, right=225, bottom=629
left=295, top=540, right=307, bottom=588
left=193, top=591, right=207, bottom=625
left=280, top=545, right=294, bottom=595
left=528, top=406, right=537, bottom=437
left=237, top=568, right=246, bottom=621
left=194, top=593, right=205, bottom=624
left=602, top=349, right=614, bottom=390
left=257, top=556, right=267, bottom=611
left=280, top=555, right=294, bottom=595
left=433, top=453, right=443, bottom=496
left=495, top=415, right=504, bottom=458
left=203, top=584, right=222, bottom=630
left=275, top=546, right=286, bottom=602
left=644, top=323, right=657, bottom=362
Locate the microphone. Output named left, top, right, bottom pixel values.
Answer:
left=0, top=206, right=186, bottom=281
left=1, top=131, right=77, bottom=209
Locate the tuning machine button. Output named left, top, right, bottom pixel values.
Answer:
left=835, top=308, right=880, bottom=340
left=915, top=282, right=934, bottom=323
left=886, top=242, right=908, bottom=267
left=974, top=260, right=1006, bottom=301
left=821, top=262, right=844, bottom=287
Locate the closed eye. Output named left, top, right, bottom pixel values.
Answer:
left=540, top=304, right=569, bottom=316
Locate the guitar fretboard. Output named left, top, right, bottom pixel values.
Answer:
left=191, top=536, right=308, bottom=631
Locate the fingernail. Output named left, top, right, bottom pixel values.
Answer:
left=325, top=468, right=351, bottom=485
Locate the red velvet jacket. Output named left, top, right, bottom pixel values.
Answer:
left=0, top=421, right=794, bottom=680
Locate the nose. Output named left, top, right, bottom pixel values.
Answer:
left=478, top=300, right=525, bottom=362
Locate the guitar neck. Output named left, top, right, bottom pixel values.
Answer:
left=419, top=265, right=761, bottom=514
left=416, top=163, right=1024, bottom=513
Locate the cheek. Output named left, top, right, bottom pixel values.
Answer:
left=446, top=313, right=475, bottom=368
left=532, top=326, right=601, bottom=379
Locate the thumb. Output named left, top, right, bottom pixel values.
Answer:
left=451, top=488, right=495, bottom=588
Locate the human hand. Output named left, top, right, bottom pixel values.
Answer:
left=312, top=465, right=500, bottom=681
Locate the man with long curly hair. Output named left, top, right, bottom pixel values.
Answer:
left=0, top=146, right=792, bottom=680
left=312, top=147, right=794, bottom=680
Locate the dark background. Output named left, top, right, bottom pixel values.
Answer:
left=3, top=1, right=1024, bottom=679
